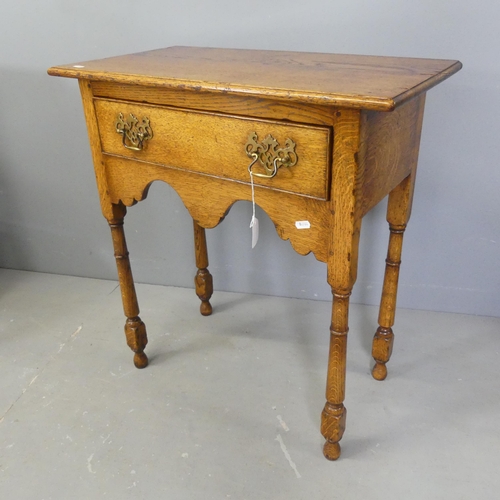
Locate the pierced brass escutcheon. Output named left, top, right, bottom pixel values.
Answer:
left=245, top=132, right=298, bottom=179
left=115, top=113, right=153, bottom=151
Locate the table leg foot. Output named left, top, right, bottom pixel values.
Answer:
left=125, top=316, right=149, bottom=369
left=321, top=402, right=346, bottom=461
left=323, top=440, right=341, bottom=461
left=199, top=300, right=213, bottom=316
left=133, top=352, right=149, bottom=369
left=371, top=326, right=393, bottom=380
left=372, top=361, right=388, bottom=381
left=195, top=268, right=213, bottom=316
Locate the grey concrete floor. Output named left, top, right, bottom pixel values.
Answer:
left=0, top=268, right=499, bottom=499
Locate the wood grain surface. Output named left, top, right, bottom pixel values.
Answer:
left=359, top=94, right=426, bottom=216
left=49, top=46, right=461, bottom=111
left=94, top=98, right=332, bottom=200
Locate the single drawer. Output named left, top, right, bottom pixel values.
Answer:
left=94, top=98, right=332, bottom=200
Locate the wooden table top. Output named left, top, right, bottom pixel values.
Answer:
left=48, top=46, right=461, bottom=111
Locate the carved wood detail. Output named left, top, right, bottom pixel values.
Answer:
left=104, top=155, right=332, bottom=262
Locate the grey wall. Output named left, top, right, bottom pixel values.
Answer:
left=0, top=1, right=498, bottom=317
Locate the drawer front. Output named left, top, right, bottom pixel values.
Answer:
left=94, top=98, right=331, bottom=200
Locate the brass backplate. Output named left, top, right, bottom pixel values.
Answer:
left=115, top=113, right=153, bottom=151
left=245, top=132, right=297, bottom=176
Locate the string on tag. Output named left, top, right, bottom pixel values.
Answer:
left=249, top=155, right=259, bottom=248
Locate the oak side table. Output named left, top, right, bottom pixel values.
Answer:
left=48, top=47, right=461, bottom=460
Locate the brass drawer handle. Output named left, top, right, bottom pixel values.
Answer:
left=115, top=113, right=153, bottom=151
left=247, top=154, right=281, bottom=179
left=245, top=132, right=297, bottom=179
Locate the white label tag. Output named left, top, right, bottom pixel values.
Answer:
left=295, top=220, right=311, bottom=229
left=250, top=216, right=259, bottom=248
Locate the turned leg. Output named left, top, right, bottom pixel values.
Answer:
left=321, top=289, right=351, bottom=460
left=320, top=107, right=363, bottom=460
left=372, top=173, right=416, bottom=380
left=371, top=224, right=405, bottom=380
left=108, top=204, right=148, bottom=368
left=193, top=220, right=213, bottom=316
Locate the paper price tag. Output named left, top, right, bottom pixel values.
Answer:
left=295, top=220, right=311, bottom=229
left=250, top=216, right=259, bottom=248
